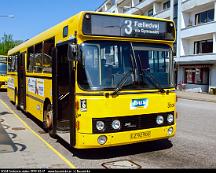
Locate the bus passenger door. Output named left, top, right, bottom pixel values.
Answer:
left=52, top=43, right=76, bottom=146
left=17, top=52, right=26, bottom=110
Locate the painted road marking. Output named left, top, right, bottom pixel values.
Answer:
left=0, top=99, right=76, bottom=169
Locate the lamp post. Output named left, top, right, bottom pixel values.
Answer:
left=0, top=15, right=15, bottom=18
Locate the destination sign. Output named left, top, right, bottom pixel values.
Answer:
left=83, top=14, right=175, bottom=41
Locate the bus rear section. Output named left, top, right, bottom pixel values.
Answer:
left=0, top=55, right=8, bottom=90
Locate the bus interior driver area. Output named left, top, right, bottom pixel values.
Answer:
left=78, top=41, right=172, bottom=93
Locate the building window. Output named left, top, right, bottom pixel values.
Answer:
left=134, top=0, right=144, bottom=6
left=148, top=9, right=153, bottom=16
left=194, top=39, right=213, bottom=54
left=123, top=7, right=129, bottom=13
left=195, top=9, right=214, bottom=25
left=106, top=0, right=115, bottom=9
left=163, top=1, right=170, bottom=10
left=185, top=67, right=209, bottom=85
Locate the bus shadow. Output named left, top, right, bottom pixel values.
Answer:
left=0, top=122, right=27, bottom=153
left=22, top=111, right=44, bottom=129
left=58, top=138, right=173, bottom=160
left=0, top=111, right=12, bottom=116
left=0, top=89, right=7, bottom=92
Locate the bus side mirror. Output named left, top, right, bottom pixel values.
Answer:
left=68, top=44, right=78, bottom=61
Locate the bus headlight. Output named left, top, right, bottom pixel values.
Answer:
left=168, top=127, right=173, bottom=135
left=98, top=135, right=107, bottom=145
left=112, top=120, right=121, bottom=130
left=96, top=121, right=105, bottom=131
left=167, top=114, right=174, bottom=123
left=156, top=115, right=164, bottom=125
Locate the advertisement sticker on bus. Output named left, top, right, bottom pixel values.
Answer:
left=36, top=79, right=44, bottom=97
left=28, top=78, right=36, bottom=93
left=7, top=77, right=15, bottom=89
left=28, top=77, right=44, bottom=96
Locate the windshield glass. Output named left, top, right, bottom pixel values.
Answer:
left=78, top=41, right=134, bottom=90
left=133, top=43, right=171, bottom=89
left=0, top=57, right=7, bottom=75
left=77, top=41, right=173, bottom=91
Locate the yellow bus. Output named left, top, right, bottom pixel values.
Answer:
left=7, top=11, right=176, bottom=149
left=0, top=55, right=8, bottom=90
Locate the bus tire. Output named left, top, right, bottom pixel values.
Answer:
left=43, top=102, right=56, bottom=138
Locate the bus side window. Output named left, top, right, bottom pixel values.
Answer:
left=34, top=43, right=43, bottom=73
left=27, top=46, right=34, bottom=73
left=43, top=38, right=54, bottom=73
left=14, top=55, right=18, bottom=72
left=8, top=56, right=12, bottom=72
left=8, top=54, right=18, bottom=72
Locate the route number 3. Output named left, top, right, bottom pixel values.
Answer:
left=124, top=20, right=133, bottom=35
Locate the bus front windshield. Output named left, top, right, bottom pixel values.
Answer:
left=78, top=41, right=173, bottom=91
left=0, top=57, right=7, bottom=75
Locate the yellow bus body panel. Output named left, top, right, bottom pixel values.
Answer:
left=76, top=91, right=176, bottom=133
left=74, top=91, right=176, bottom=148
left=7, top=73, right=18, bottom=103
left=25, top=75, right=52, bottom=122
left=75, top=125, right=176, bottom=149
left=0, top=75, right=8, bottom=89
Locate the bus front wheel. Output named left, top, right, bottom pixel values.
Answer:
left=43, top=103, right=56, bottom=138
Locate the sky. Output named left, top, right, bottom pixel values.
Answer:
left=0, top=0, right=105, bottom=41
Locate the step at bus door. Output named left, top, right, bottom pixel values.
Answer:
left=17, top=52, right=26, bottom=110
left=52, top=43, right=76, bottom=147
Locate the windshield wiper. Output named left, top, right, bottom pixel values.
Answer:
left=140, top=69, right=166, bottom=94
left=111, top=70, right=133, bottom=96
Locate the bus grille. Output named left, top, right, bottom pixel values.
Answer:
left=92, top=111, right=174, bottom=134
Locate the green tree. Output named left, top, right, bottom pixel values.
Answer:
left=0, top=33, right=22, bottom=55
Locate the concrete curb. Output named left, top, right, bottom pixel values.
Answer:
left=177, top=95, right=216, bottom=103
left=176, top=91, right=216, bottom=103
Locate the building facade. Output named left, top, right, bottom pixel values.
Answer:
left=176, top=0, right=216, bottom=93
left=97, top=0, right=177, bottom=20
left=96, top=0, right=216, bottom=93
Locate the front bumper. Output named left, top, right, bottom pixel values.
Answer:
left=75, top=124, right=176, bottom=149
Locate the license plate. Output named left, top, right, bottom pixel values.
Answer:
left=130, top=131, right=151, bottom=139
